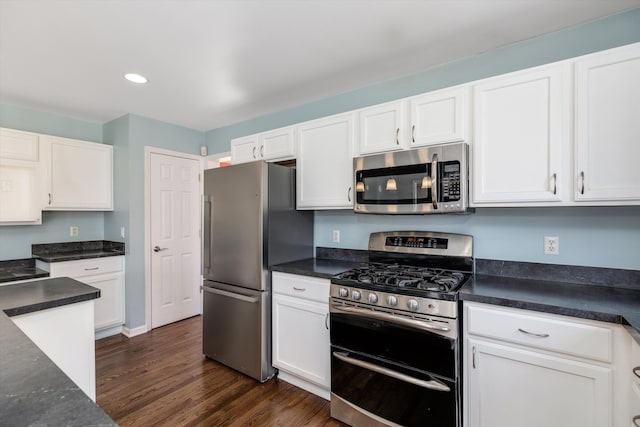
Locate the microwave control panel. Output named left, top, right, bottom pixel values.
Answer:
left=440, top=161, right=461, bottom=201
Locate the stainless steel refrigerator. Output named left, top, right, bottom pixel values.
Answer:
left=202, top=161, right=313, bottom=382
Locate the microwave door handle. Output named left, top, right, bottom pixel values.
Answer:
left=431, top=153, right=438, bottom=210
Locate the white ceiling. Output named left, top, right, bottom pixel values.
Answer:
left=1, top=1, right=639, bottom=132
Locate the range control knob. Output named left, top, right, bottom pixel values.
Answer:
left=407, top=299, right=419, bottom=311
left=339, top=288, right=349, bottom=298
left=352, top=290, right=361, bottom=300
left=368, top=293, right=378, bottom=304
left=387, top=295, right=398, bottom=306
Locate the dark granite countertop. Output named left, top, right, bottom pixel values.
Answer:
left=0, top=258, right=49, bottom=284
left=271, top=257, right=366, bottom=279
left=0, top=277, right=116, bottom=426
left=32, top=240, right=125, bottom=263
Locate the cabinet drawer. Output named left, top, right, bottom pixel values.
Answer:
left=633, top=339, right=640, bottom=388
left=466, top=303, right=612, bottom=362
left=47, top=256, right=124, bottom=278
left=272, top=272, right=329, bottom=303
left=632, top=382, right=640, bottom=425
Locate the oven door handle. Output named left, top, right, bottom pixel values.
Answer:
left=330, top=303, right=451, bottom=334
left=333, top=351, right=450, bottom=392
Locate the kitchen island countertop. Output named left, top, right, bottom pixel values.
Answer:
left=0, top=277, right=116, bottom=426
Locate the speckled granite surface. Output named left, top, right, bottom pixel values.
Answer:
left=0, top=278, right=116, bottom=426
left=0, top=258, right=49, bottom=284
left=32, top=240, right=125, bottom=262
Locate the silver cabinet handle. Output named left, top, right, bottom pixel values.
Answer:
left=472, top=346, right=476, bottom=369
left=347, top=186, right=352, bottom=202
left=84, top=267, right=100, bottom=271
left=552, top=173, right=557, bottom=195
left=580, top=171, right=585, bottom=195
left=396, top=128, right=400, bottom=145
left=48, top=193, right=52, bottom=205
left=634, top=415, right=640, bottom=427
left=411, top=124, right=416, bottom=143
left=633, top=366, right=640, bottom=379
left=153, top=245, right=168, bottom=252
left=518, top=328, right=550, bottom=338
left=431, top=153, right=438, bottom=210
left=333, top=351, right=450, bottom=392
left=293, top=286, right=306, bottom=292
left=252, top=146, right=257, bottom=159
left=260, top=145, right=264, bottom=157
left=325, top=312, right=329, bottom=330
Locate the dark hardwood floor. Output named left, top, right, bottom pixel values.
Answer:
left=95, top=316, right=347, bottom=427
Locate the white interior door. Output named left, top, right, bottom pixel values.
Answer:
left=150, top=152, right=201, bottom=328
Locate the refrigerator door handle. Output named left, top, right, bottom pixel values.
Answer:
left=202, top=285, right=260, bottom=303
left=202, top=195, right=212, bottom=275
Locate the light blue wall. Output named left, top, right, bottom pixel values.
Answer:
left=205, top=9, right=640, bottom=271
left=0, top=104, right=106, bottom=259
left=103, top=114, right=204, bottom=329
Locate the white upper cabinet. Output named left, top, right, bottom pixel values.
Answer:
left=296, top=112, right=355, bottom=209
left=41, top=135, right=113, bottom=210
left=0, top=128, right=42, bottom=225
left=574, top=42, right=640, bottom=203
left=357, top=100, right=405, bottom=155
left=409, top=86, right=468, bottom=148
left=472, top=63, right=570, bottom=205
left=230, top=126, right=295, bottom=164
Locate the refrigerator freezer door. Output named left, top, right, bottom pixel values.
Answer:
left=202, top=281, right=275, bottom=382
left=204, top=162, right=266, bottom=290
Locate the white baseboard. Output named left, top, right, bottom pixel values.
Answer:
left=95, top=325, right=123, bottom=340
left=122, top=324, right=148, bottom=338
left=276, top=370, right=330, bottom=400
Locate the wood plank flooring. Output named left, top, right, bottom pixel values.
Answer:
left=95, top=315, right=347, bottom=427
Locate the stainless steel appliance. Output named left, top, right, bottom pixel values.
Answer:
left=202, top=161, right=313, bottom=382
left=330, top=231, right=473, bottom=427
left=353, top=142, right=472, bottom=215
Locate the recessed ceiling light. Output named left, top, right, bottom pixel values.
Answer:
left=124, top=73, right=148, bottom=84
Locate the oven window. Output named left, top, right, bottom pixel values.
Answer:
left=355, top=164, right=432, bottom=205
left=330, top=311, right=456, bottom=380
left=331, top=348, right=457, bottom=427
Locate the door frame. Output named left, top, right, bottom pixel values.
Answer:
left=144, top=146, right=204, bottom=331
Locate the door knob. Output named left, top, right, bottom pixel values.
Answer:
left=153, top=245, right=167, bottom=252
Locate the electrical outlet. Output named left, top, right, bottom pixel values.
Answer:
left=544, top=236, right=559, bottom=255
left=70, top=226, right=79, bottom=237
left=120, top=226, right=126, bottom=238
left=332, top=229, right=340, bottom=243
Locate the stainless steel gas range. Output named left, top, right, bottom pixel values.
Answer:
left=329, top=231, right=473, bottom=427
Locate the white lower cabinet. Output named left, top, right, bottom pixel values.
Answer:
left=12, top=300, right=96, bottom=401
left=272, top=272, right=330, bottom=400
left=630, top=338, right=640, bottom=427
left=463, top=301, right=628, bottom=427
left=37, top=256, right=125, bottom=337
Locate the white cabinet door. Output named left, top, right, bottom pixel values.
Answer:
left=272, top=293, right=330, bottom=392
left=357, top=100, right=405, bottom=155
left=80, top=273, right=124, bottom=331
left=574, top=42, right=640, bottom=203
left=259, top=126, right=295, bottom=161
left=466, top=339, right=611, bottom=427
left=472, top=63, right=569, bottom=205
left=41, top=256, right=125, bottom=335
left=41, top=136, right=113, bottom=210
left=297, top=113, right=355, bottom=209
left=409, top=86, right=468, bottom=148
left=0, top=128, right=42, bottom=225
left=230, top=134, right=259, bottom=164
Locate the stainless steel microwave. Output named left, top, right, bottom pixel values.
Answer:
left=353, top=142, right=473, bottom=214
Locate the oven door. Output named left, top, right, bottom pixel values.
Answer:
left=330, top=302, right=459, bottom=427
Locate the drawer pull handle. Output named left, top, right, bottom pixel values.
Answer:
left=634, top=367, right=640, bottom=379
left=293, top=287, right=306, bottom=292
left=84, top=267, right=100, bottom=271
left=518, top=328, right=550, bottom=338
left=472, top=346, right=476, bottom=369
left=634, top=415, right=640, bottom=427
left=325, top=313, right=329, bottom=330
